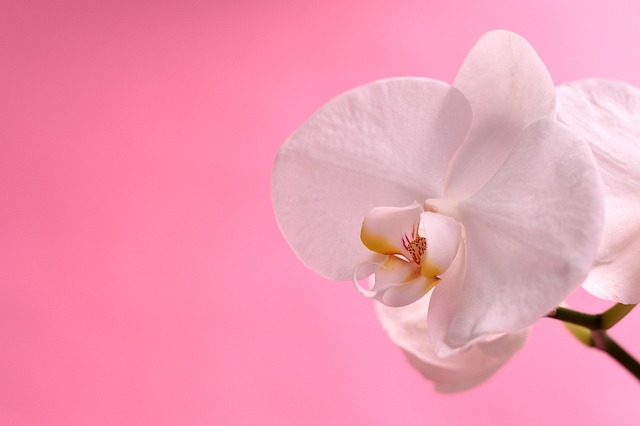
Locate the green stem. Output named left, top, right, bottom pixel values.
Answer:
left=547, top=304, right=636, bottom=330
left=547, top=306, right=601, bottom=330
left=592, top=330, right=640, bottom=381
left=547, top=303, right=639, bottom=381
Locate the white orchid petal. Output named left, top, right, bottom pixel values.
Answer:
left=272, top=78, right=472, bottom=280
left=440, top=119, right=604, bottom=348
left=420, top=211, right=462, bottom=278
left=427, top=239, right=467, bottom=357
left=557, top=79, right=640, bottom=304
left=376, top=295, right=529, bottom=392
left=447, top=30, right=556, bottom=200
left=361, top=202, right=423, bottom=259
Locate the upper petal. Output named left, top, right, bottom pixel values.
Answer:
left=376, top=295, right=528, bottom=392
left=446, top=30, right=556, bottom=200
left=437, top=119, right=604, bottom=348
left=557, top=79, right=640, bottom=304
left=272, top=78, right=472, bottom=280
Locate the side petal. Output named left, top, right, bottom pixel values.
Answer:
left=376, top=295, right=529, bottom=392
left=447, top=30, right=556, bottom=200
left=272, top=78, right=472, bottom=280
left=441, top=119, right=604, bottom=348
left=355, top=256, right=437, bottom=307
left=557, top=79, right=640, bottom=303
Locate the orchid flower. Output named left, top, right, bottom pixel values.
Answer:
left=556, top=79, right=640, bottom=305
left=272, top=30, right=605, bottom=389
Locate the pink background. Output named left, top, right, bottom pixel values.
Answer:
left=1, top=0, right=639, bottom=425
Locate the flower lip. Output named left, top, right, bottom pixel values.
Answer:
left=419, top=212, right=462, bottom=281
left=355, top=203, right=463, bottom=307
left=352, top=257, right=440, bottom=308
left=403, top=231, right=426, bottom=265
left=360, top=202, right=424, bottom=260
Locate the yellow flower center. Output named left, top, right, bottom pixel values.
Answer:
left=403, top=234, right=426, bottom=265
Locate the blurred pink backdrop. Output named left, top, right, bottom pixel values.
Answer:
left=1, top=0, right=639, bottom=425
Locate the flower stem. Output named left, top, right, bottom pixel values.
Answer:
left=547, top=306, right=601, bottom=329
left=547, top=304, right=640, bottom=381
left=592, top=330, right=640, bottom=381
